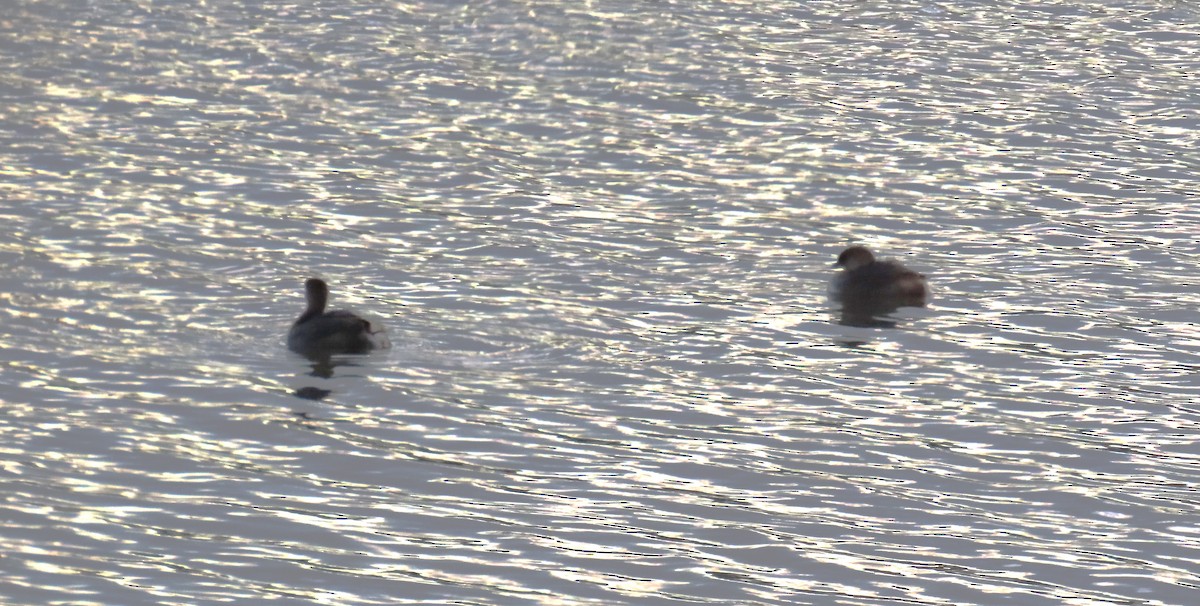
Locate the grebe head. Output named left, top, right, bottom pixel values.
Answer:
left=304, top=278, right=329, bottom=313
left=835, top=246, right=876, bottom=271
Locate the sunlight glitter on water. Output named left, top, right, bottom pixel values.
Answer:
left=2, top=0, right=1200, bottom=604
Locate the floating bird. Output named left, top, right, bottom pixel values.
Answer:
left=287, top=278, right=388, bottom=357
left=830, top=245, right=928, bottom=325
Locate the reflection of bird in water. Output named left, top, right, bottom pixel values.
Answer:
left=293, top=386, right=332, bottom=401
left=830, top=246, right=929, bottom=326
left=287, top=278, right=389, bottom=358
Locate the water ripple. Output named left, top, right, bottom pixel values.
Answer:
left=2, top=0, right=1199, bottom=605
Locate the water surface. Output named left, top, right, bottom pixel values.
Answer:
left=2, top=1, right=1199, bottom=604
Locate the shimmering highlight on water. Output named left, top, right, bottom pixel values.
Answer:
left=2, top=1, right=1199, bottom=605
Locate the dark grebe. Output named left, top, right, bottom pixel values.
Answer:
left=830, top=246, right=928, bottom=324
left=287, top=278, right=388, bottom=357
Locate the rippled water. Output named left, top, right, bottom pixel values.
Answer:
left=3, top=1, right=1199, bottom=604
